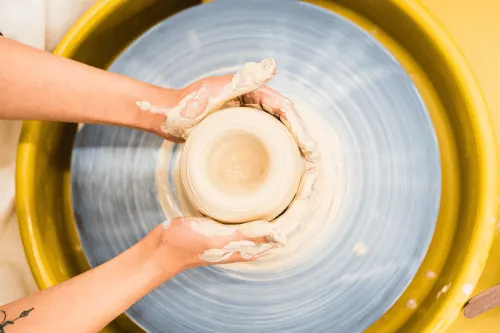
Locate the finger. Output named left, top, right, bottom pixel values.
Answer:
left=223, top=243, right=276, bottom=263
left=295, top=168, right=319, bottom=200
left=241, top=86, right=284, bottom=117
left=285, top=113, right=319, bottom=162
left=245, top=235, right=272, bottom=245
left=181, top=217, right=271, bottom=249
left=205, top=58, right=277, bottom=113
left=180, top=215, right=285, bottom=245
left=150, top=59, right=276, bottom=141
left=137, top=82, right=213, bottom=141
left=200, top=238, right=275, bottom=263
left=241, top=86, right=319, bottom=162
left=236, top=220, right=287, bottom=246
left=273, top=98, right=319, bottom=162
left=160, top=58, right=276, bottom=140
left=185, top=217, right=281, bottom=264
left=218, top=97, right=242, bottom=110
left=270, top=169, right=319, bottom=237
left=162, top=134, right=185, bottom=143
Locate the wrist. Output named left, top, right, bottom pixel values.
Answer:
left=133, top=84, right=177, bottom=132
left=97, top=75, right=182, bottom=138
left=130, top=84, right=182, bottom=136
left=138, top=225, right=182, bottom=283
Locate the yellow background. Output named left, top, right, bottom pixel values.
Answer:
left=423, top=1, right=500, bottom=332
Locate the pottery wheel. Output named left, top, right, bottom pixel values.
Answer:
left=71, top=1, right=441, bottom=332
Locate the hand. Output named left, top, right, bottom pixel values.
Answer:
left=137, top=58, right=318, bottom=162
left=181, top=73, right=322, bottom=231
left=137, top=58, right=276, bottom=141
left=153, top=217, right=284, bottom=272
left=238, top=86, right=318, bottom=162
left=141, top=59, right=320, bottom=251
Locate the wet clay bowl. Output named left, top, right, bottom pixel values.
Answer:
left=15, top=0, right=499, bottom=332
left=180, top=107, right=303, bottom=223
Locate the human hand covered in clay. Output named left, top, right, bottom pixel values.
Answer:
left=142, top=58, right=320, bottom=249
left=137, top=58, right=277, bottom=141
left=160, top=217, right=284, bottom=266
left=137, top=58, right=318, bottom=162
left=237, top=85, right=321, bottom=222
left=237, top=86, right=318, bottom=162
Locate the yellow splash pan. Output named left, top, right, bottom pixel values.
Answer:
left=15, top=0, right=499, bottom=332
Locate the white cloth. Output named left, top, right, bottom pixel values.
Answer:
left=45, top=0, right=96, bottom=51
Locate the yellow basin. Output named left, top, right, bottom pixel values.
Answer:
left=16, top=0, right=499, bottom=332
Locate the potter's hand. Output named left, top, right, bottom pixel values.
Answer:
left=238, top=86, right=318, bottom=162
left=239, top=85, right=321, bottom=218
left=239, top=85, right=321, bottom=227
left=137, top=58, right=318, bottom=163
left=0, top=216, right=283, bottom=333
left=160, top=217, right=284, bottom=268
left=136, top=58, right=277, bottom=142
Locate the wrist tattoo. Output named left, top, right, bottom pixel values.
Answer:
left=0, top=308, right=34, bottom=332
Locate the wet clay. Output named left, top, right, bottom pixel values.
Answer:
left=180, top=107, right=304, bottom=223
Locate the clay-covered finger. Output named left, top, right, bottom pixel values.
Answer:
left=136, top=58, right=276, bottom=141
left=270, top=169, right=320, bottom=236
left=181, top=84, right=210, bottom=119
left=236, top=220, right=287, bottom=246
left=223, top=242, right=275, bottom=263
left=200, top=239, right=275, bottom=264
left=203, top=58, right=277, bottom=115
left=295, top=168, right=319, bottom=200
left=184, top=217, right=283, bottom=245
left=240, top=86, right=319, bottom=162
left=224, top=246, right=275, bottom=263
left=243, top=235, right=277, bottom=245
left=277, top=98, right=319, bottom=162
left=182, top=217, right=280, bottom=264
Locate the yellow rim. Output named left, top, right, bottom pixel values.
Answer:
left=401, top=1, right=498, bottom=331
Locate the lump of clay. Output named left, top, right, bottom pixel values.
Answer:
left=180, top=107, right=303, bottom=223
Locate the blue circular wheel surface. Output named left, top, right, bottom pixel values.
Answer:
left=71, top=1, right=441, bottom=332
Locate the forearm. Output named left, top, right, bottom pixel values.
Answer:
left=0, top=37, right=177, bottom=134
left=0, top=226, right=177, bottom=333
